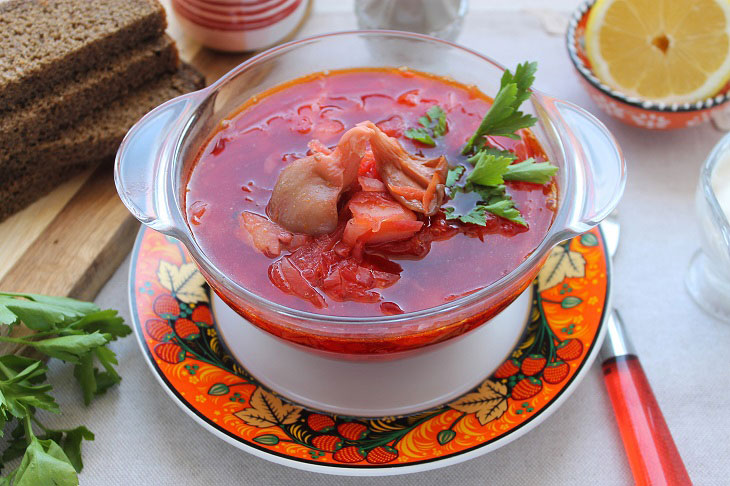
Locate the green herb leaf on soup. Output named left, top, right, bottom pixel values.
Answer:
left=461, top=61, right=538, bottom=155
left=444, top=61, right=558, bottom=227
left=405, top=104, right=448, bottom=146
left=478, top=191, right=527, bottom=226
left=444, top=204, right=488, bottom=226
left=467, top=151, right=514, bottom=186
left=444, top=182, right=528, bottom=227
left=503, top=158, right=559, bottom=184
left=404, top=128, right=435, bottom=146
left=474, top=184, right=527, bottom=226
left=426, top=105, right=447, bottom=137
left=446, top=166, right=465, bottom=188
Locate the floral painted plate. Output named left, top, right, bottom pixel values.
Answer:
left=129, top=226, right=610, bottom=475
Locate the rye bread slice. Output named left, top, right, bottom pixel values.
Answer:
left=0, top=35, right=180, bottom=157
left=0, top=0, right=166, bottom=111
left=0, top=162, right=94, bottom=223
left=0, top=65, right=205, bottom=220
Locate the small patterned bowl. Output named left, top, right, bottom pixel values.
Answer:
left=171, top=0, right=311, bottom=52
left=566, top=0, right=730, bottom=130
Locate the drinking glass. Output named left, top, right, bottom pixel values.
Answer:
left=686, top=132, right=730, bottom=321
left=355, top=0, right=468, bottom=41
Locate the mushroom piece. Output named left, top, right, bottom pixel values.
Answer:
left=363, top=122, right=448, bottom=216
left=240, top=211, right=310, bottom=258
left=267, top=125, right=371, bottom=235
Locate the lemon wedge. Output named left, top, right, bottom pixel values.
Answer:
left=585, top=0, right=730, bottom=104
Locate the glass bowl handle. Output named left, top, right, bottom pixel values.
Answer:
left=537, top=93, right=627, bottom=236
left=114, top=93, right=199, bottom=235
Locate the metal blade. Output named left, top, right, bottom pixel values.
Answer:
left=600, top=213, right=630, bottom=359
left=600, top=310, right=635, bottom=361
left=601, top=216, right=620, bottom=260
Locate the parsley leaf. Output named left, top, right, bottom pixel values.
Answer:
left=12, top=436, right=78, bottom=486
left=478, top=146, right=517, bottom=160
left=467, top=151, right=514, bottom=186
left=72, top=354, right=96, bottom=407
left=461, top=61, right=538, bottom=155
left=1, top=422, right=29, bottom=464
left=426, top=105, right=447, bottom=137
left=73, top=347, right=122, bottom=407
left=444, top=183, right=528, bottom=227
left=92, top=346, right=122, bottom=396
left=2, top=425, right=93, bottom=474
left=446, top=166, right=465, bottom=188
left=444, top=204, right=488, bottom=226
left=466, top=151, right=558, bottom=187
left=502, top=61, right=538, bottom=107
left=482, top=199, right=527, bottom=226
left=404, top=128, right=435, bottom=146
left=0, top=359, right=59, bottom=421
left=65, top=309, right=130, bottom=340
left=474, top=184, right=527, bottom=226
left=30, top=333, right=109, bottom=365
left=405, top=105, right=448, bottom=146
left=53, top=426, right=94, bottom=473
left=503, top=158, right=559, bottom=184
left=0, top=293, right=99, bottom=331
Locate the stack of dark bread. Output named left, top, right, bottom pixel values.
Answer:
left=0, top=0, right=205, bottom=222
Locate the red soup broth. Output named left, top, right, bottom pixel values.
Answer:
left=185, top=68, right=557, bottom=319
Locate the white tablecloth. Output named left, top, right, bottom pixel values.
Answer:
left=41, top=1, right=729, bottom=484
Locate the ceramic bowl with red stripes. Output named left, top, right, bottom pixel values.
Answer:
left=172, top=0, right=310, bottom=52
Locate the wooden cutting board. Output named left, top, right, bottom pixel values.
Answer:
left=0, top=0, right=297, bottom=299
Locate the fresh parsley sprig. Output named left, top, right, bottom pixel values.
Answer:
left=405, top=105, right=447, bottom=146
left=461, top=61, right=538, bottom=155
left=443, top=61, right=558, bottom=227
left=0, top=292, right=130, bottom=485
left=466, top=151, right=514, bottom=186
left=444, top=183, right=526, bottom=227
left=467, top=150, right=558, bottom=187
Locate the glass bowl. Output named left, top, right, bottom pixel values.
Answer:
left=115, top=30, right=626, bottom=358
left=686, top=132, right=730, bottom=321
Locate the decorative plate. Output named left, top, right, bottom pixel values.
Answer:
left=129, top=226, right=610, bottom=475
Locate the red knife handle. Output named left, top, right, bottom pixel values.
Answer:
left=602, top=355, right=692, bottom=486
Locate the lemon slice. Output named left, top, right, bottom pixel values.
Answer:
left=585, top=0, right=730, bottom=104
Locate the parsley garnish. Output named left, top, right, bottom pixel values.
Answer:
left=503, top=158, right=558, bottom=184
left=467, top=151, right=514, bottom=186
left=0, top=292, right=130, bottom=484
left=445, top=184, right=526, bottom=227
left=405, top=105, right=447, bottom=147
left=445, top=165, right=465, bottom=188
left=462, top=61, right=538, bottom=155
left=467, top=151, right=558, bottom=187
left=444, top=203, right=488, bottom=226
left=474, top=184, right=526, bottom=226
left=443, top=61, right=558, bottom=227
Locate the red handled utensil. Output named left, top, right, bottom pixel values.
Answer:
left=600, top=219, right=692, bottom=486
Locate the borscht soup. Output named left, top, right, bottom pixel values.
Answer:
left=185, top=64, right=558, bottom=317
